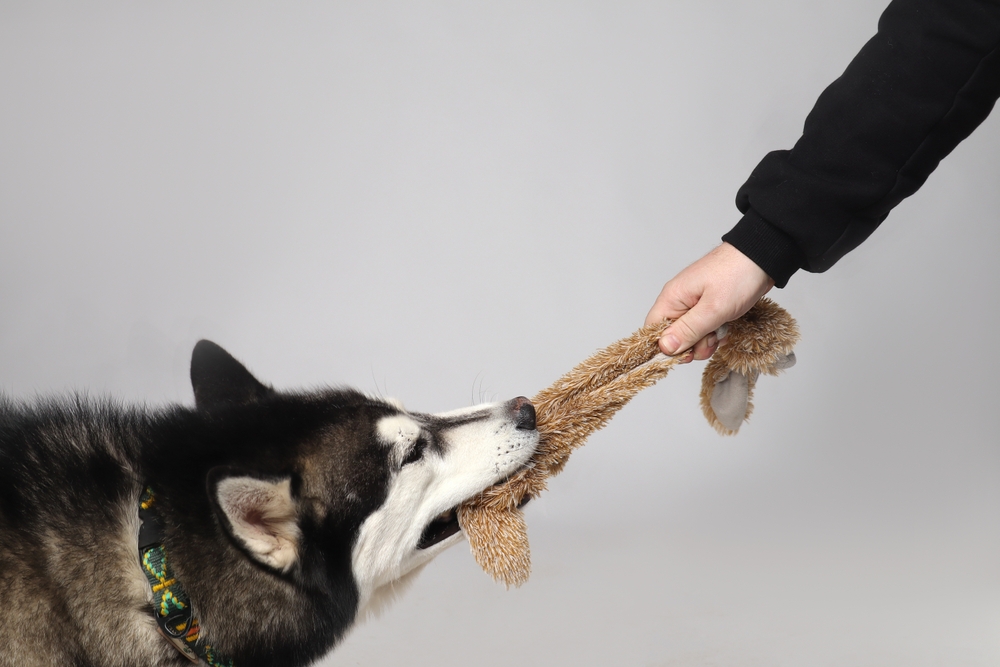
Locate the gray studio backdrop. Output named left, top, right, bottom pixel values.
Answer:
left=2, top=2, right=998, bottom=665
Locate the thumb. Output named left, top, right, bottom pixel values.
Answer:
left=658, top=300, right=727, bottom=356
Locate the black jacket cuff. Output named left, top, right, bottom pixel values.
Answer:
left=722, top=209, right=805, bottom=288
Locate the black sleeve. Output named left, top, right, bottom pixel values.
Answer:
left=723, top=0, right=1000, bottom=287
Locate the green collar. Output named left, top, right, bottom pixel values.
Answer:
left=138, top=487, right=234, bottom=667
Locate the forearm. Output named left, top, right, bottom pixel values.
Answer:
left=727, top=0, right=1000, bottom=287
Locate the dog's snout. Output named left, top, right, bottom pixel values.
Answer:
left=511, top=397, right=536, bottom=431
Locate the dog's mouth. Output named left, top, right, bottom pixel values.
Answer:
left=416, top=410, right=538, bottom=551
left=416, top=494, right=533, bottom=550
left=417, top=508, right=460, bottom=550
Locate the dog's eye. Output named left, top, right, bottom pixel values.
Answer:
left=401, top=436, right=428, bottom=467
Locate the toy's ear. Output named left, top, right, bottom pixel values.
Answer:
left=700, top=298, right=800, bottom=435
left=709, top=368, right=755, bottom=433
left=191, top=340, right=273, bottom=410
left=703, top=352, right=796, bottom=434
left=208, top=469, right=301, bottom=573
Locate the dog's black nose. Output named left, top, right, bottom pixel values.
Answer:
left=511, top=396, right=536, bottom=431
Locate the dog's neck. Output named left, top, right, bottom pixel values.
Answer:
left=137, top=487, right=234, bottom=666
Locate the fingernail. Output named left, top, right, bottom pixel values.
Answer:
left=661, top=333, right=681, bottom=355
left=706, top=333, right=718, bottom=349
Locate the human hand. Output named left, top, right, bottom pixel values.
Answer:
left=644, top=242, right=774, bottom=361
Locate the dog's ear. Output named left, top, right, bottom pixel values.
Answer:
left=191, top=340, right=273, bottom=410
left=208, top=469, right=301, bottom=573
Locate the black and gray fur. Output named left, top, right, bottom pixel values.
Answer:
left=0, top=340, right=537, bottom=667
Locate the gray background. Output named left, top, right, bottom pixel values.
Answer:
left=2, top=2, right=998, bottom=665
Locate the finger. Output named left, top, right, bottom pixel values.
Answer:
left=658, top=300, right=728, bottom=355
left=644, top=281, right=700, bottom=327
left=645, top=300, right=683, bottom=327
left=691, top=332, right=719, bottom=361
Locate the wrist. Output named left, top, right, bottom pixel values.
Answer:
left=722, top=210, right=803, bottom=288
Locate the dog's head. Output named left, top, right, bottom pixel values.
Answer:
left=350, top=395, right=538, bottom=613
left=163, top=340, right=537, bottom=657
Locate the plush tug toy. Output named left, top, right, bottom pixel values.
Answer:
left=457, top=298, right=799, bottom=587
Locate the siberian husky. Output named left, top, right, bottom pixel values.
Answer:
left=0, top=340, right=538, bottom=667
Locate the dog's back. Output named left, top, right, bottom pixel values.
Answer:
left=0, top=398, right=182, bottom=666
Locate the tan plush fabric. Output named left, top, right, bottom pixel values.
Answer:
left=458, top=298, right=799, bottom=587
left=698, top=298, right=800, bottom=435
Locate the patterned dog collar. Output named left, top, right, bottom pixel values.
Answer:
left=138, top=487, right=234, bottom=666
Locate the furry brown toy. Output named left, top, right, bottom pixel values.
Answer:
left=457, top=298, right=799, bottom=587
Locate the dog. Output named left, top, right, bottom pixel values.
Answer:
left=0, top=340, right=538, bottom=666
